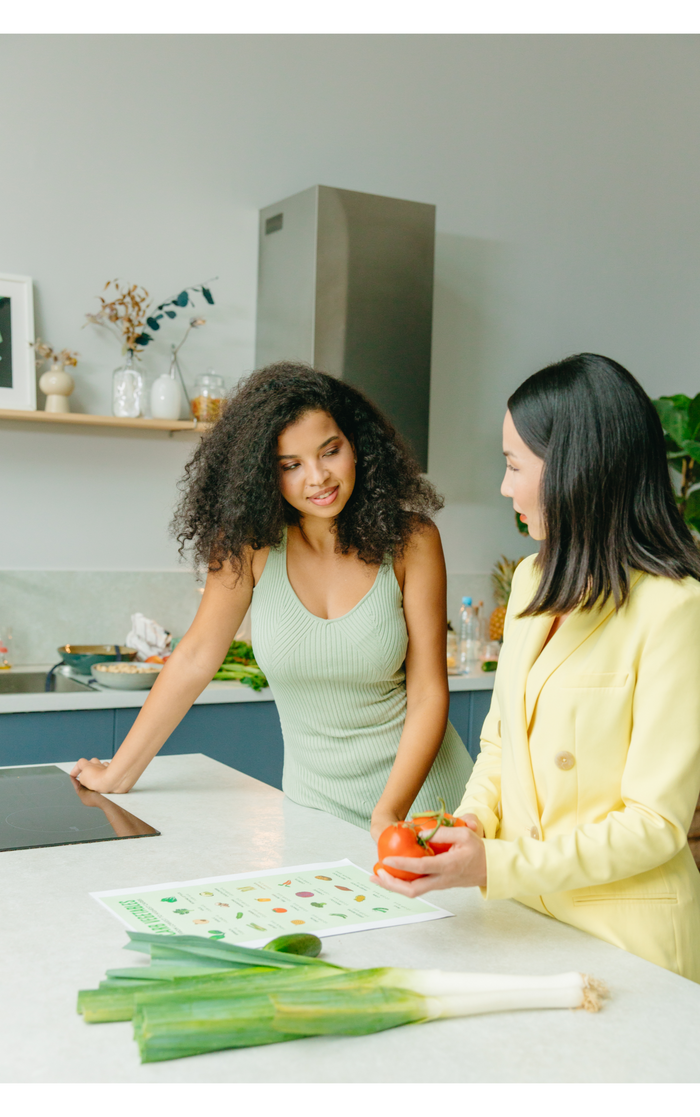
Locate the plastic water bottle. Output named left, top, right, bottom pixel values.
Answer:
left=459, top=597, right=480, bottom=675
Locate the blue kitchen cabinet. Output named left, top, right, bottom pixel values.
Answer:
left=113, top=704, right=286, bottom=790
left=0, top=709, right=114, bottom=767
left=448, top=689, right=491, bottom=763
left=0, top=689, right=490, bottom=782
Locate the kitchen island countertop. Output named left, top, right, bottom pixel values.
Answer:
left=1, top=752, right=698, bottom=1084
left=0, top=663, right=494, bottom=715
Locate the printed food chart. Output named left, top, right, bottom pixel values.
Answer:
left=92, top=859, right=452, bottom=945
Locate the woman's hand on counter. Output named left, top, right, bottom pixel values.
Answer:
left=70, top=757, right=132, bottom=794
left=370, top=821, right=487, bottom=896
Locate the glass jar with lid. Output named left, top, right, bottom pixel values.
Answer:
left=191, top=369, right=226, bottom=423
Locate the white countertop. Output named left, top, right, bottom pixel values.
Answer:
left=0, top=664, right=494, bottom=714
left=1, top=753, right=697, bottom=1083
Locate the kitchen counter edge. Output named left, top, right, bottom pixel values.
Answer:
left=0, top=665, right=495, bottom=714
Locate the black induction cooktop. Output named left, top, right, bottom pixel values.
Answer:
left=0, top=765, right=160, bottom=852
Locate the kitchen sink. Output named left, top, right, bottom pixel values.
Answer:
left=0, top=671, right=93, bottom=695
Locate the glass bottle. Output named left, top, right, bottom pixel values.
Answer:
left=191, top=369, right=225, bottom=423
left=459, top=597, right=480, bottom=675
left=112, top=350, right=144, bottom=419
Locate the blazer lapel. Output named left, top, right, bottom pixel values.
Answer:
left=501, top=611, right=552, bottom=828
left=524, top=571, right=644, bottom=730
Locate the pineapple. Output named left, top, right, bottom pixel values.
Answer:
left=489, top=555, right=524, bottom=641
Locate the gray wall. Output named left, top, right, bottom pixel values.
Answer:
left=2, top=35, right=699, bottom=648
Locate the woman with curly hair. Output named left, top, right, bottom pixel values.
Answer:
left=71, top=363, right=473, bottom=836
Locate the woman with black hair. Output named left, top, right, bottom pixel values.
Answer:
left=374, top=353, right=700, bottom=982
left=71, top=363, right=473, bottom=836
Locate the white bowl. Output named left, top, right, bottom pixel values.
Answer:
left=90, top=663, right=163, bottom=690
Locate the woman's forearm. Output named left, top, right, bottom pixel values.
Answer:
left=97, top=642, right=221, bottom=791
left=373, top=688, right=449, bottom=822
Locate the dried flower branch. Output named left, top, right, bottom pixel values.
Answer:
left=84, top=280, right=153, bottom=355
left=85, top=278, right=216, bottom=356
left=32, top=339, right=79, bottom=368
left=172, top=315, right=207, bottom=360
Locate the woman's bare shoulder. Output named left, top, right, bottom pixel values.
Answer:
left=393, top=520, right=443, bottom=585
left=250, top=545, right=272, bottom=586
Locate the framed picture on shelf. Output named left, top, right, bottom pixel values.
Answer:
left=0, top=273, right=36, bottom=411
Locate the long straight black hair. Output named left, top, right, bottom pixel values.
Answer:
left=508, top=353, right=700, bottom=615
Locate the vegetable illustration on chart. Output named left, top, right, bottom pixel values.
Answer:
left=92, top=859, right=453, bottom=947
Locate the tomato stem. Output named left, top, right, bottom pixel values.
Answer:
left=421, top=798, right=446, bottom=845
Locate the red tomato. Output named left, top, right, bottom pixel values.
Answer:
left=408, top=811, right=468, bottom=854
left=375, top=821, right=435, bottom=881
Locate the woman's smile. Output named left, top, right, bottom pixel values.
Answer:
left=308, top=484, right=339, bottom=506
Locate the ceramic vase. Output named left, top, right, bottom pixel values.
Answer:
left=38, top=363, right=74, bottom=413
left=150, top=369, right=182, bottom=420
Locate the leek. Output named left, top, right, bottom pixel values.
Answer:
left=131, top=968, right=607, bottom=1063
left=77, top=931, right=608, bottom=1063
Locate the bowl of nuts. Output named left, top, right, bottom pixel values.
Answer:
left=90, top=662, right=163, bottom=690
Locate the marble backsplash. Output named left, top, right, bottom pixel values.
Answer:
left=0, top=570, right=205, bottom=665
left=0, top=569, right=496, bottom=665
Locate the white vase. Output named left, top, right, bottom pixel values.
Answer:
left=112, top=351, right=144, bottom=418
left=150, top=369, right=182, bottom=420
left=39, top=363, right=74, bottom=413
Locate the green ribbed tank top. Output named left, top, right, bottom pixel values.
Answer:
left=251, top=530, right=473, bottom=831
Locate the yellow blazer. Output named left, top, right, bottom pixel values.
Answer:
left=458, top=554, right=700, bottom=982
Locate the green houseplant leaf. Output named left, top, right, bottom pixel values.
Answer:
left=688, top=393, right=700, bottom=440
left=683, top=488, right=700, bottom=532
left=681, top=440, right=700, bottom=466
left=654, top=396, right=691, bottom=447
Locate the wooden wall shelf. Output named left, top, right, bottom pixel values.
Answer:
left=0, top=409, right=210, bottom=433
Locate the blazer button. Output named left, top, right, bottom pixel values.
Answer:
left=529, top=826, right=540, bottom=839
left=555, top=750, right=575, bottom=770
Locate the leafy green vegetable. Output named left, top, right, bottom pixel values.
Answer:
left=212, top=640, right=268, bottom=690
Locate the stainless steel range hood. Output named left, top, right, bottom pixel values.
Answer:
left=255, top=185, right=436, bottom=470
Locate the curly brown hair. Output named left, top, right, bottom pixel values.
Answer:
left=172, top=362, right=443, bottom=573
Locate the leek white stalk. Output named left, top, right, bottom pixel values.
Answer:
left=372, top=969, right=606, bottom=1015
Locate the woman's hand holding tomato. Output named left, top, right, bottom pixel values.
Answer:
left=408, top=810, right=469, bottom=854
left=373, top=820, right=436, bottom=881
left=371, top=813, right=487, bottom=897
